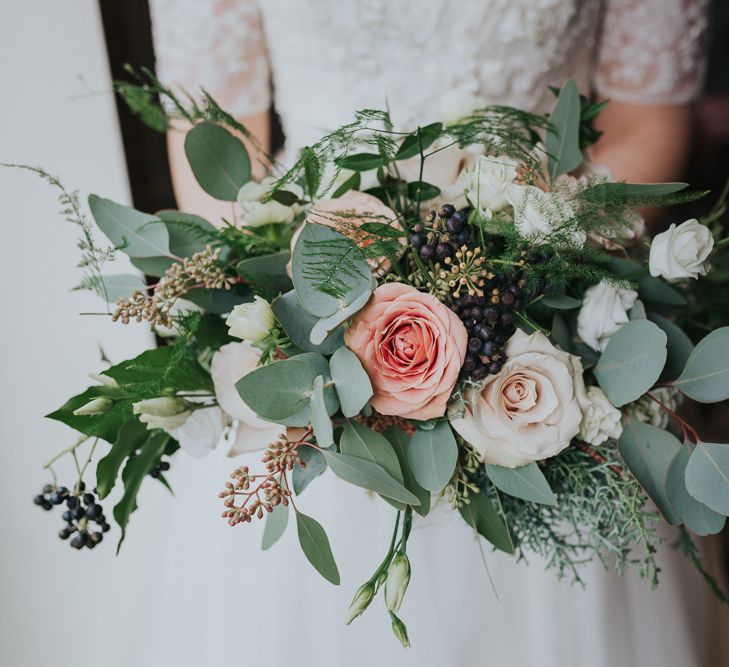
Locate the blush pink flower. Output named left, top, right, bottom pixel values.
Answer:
left=344, top=283, right=468, bottom=420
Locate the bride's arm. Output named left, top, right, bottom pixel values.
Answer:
left=149, top=0, right=271, bottom=221
left=589, top=0, right=709, bottom=231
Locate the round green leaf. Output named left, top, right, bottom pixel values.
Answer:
left=666, top=445, right=725, bottom=535
left=485, top=462, right=557, bottom=506
left=329, top=346, right=373, bottom=417
left=271, top=290, right=345, bottom=354
left=685, top=442, right=729, bottom=515
left=618, top=419, right=681, bottom=523
left=261, top=502, right=289, bottom=550
left=647, top=312, right=694, bottom=381
left=184, top=122, right=250, bottom=201
left=594, top=320, right=667, bottom=407
left=674, top=327, right=729, bottom=403
left=89, top=195, right=169, bottom=258
left=96, top=274, right=146, bottom=303
left=407, top=422, right=458, bottom=492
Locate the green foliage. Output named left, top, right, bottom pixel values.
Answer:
left=271, top=290, right=345, bottom=354
left=96, top=420, right=148, bottom=499
left=685, top=442, right=729, bottom=515
left=406, top=422, right=458, bottom=492
left=485, top=463, right=557, bottom=506
left=236, top=251, right=293, bottom=300
left=673, top=327, right=729, bottom=402
left=296, top=511, right=340, bottom=585
left=262, top=503, right=289, bottom=550
left=458, top=484, right=514, bottom=554
left=329, top=346, right=373, bottom=417
left=385, top=428, right=431, bottom=517
left=292, top=446, right=327, bottom=495
left=546, top=79, right=583, bottom=179
left=310, top=376, right=334, bottom=446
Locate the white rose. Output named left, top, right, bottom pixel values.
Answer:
left=461, top=155, right=518, bottom=214
left=506, top=184, right=585, bottom=245
left=210, top=342, right=285, bottom=455
left=237, top=177, right=302, bottom=227
left=450, top=330, right=587, bottom=468
left=649, top=219, right=714, bottom=281
left=169, top=406, right=226, bottom=458
left=577, top=280, right=639, bottom=352
left=579, top=386, right=623, bottom=446
left=225, top=296, right=275, bottom=342
left=132, top=397, right=191, bottom=431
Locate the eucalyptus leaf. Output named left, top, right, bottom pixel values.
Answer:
left=271, top=290, right=345, bottom=354
left=292, top=446, right=327, bottom=495
left=648, top=312, right=694, bottom=381
left=322, top=451, right=420, bottom=506
left=329, top=345, right=373, bottom=417
left=629, top=299, right=647, bottom=320
left=638, top=275, right=686, bottom=307
left=310, top=376, right=334, bottom=447
left=385, top=428, right=431, bottom=517
left=292, top=223, right=371, bottom=317
left=618, top=419, right=681, bottom=523
left=458, top=487, right=514, bottom=554
left=235, top=358, right=315, bottom=421
left=407, top=422, right=458, bottom=492
left=550, top=313, right=573, bottom=353
left=340, top=423, right=402, bottom=482
left=485, top=463, right=557, bottom=506
left=309, top=290, right=372, bottom=345
left=541, top=293, right=581, bottom=310
left=685, top=442, right=729, bottom=515
left=593, top=319, right=667, bottom=407
left=157, top=210, right=217, bottom=255
left=666, top=445, right=725, bottom=535
left=96, top=274, right=146, bottom=303
left=546, top=79, right=582, bottom=179
left=184, top=122, right=250, bottom=200
left=262, top=502, right=289, bottom=550
left=89, top=195, right=169, bottom=258
left=237, top=251, right=293, bottom=299
left=296, top=511, right=340, bottom=585
left=673, top=327, right=729, bottom=403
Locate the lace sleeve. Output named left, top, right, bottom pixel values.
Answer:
left=594, top=0, right=709, bottom=105
left=149, top=0, right=270, bottom=117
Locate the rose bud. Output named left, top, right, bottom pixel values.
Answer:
left=225, top=296, right=276, bottom=343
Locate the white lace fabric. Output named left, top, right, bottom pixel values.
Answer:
left=149, top=0, right=709, bottom=148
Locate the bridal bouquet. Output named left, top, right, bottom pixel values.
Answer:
left=28, top=75, right=729, bottom=645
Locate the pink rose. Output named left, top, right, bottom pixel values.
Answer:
left=344, top=283, right=468, bottom=420
left=288, top=191, right=403, bottom=276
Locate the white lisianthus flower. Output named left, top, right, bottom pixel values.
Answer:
left=649, top=219, right=714, bottom=281
left=577, top=280, right=639, bottom=352
left=461, top=155, right=518, bottom=214
left=225, top=296, right=275, bottom=342
left=73, top=396, right=113, bottom=416
left=579, top=386, right=623, bottom=446
left=384, top=553, right=411, bottom=613
left=506, top=184, right=585, bottom=245
left=237, top=177, right=303, bottom=227
left=133, top=397, right=191, bottom=430
left=210, top=342, right=285, bottom=455
left=169, top=406, right=226, bottom=458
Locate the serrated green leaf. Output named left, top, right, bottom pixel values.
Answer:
left=262, top=502, right=289, bottom=550
left=184, top=122, right=250, bottom=200
left=322, top=451, right=419, bottom=505
left=674, top=327, right=729, bottom=403
left=407, top=422, right=458, bottom=492
left=685, top=442, right=729, bottom=515
left=329, top=346, right=373, bottom=417
left=89, top=195, right=169, bottom=258
left=618, top=419, right=681, bottom=523
left=594, top=319, right=667, bottom=407
left=485, top=462, right=557, bottom=506
left=296, top=511, right=340, bottom=585
left=666, top=445, right=725, bottom=535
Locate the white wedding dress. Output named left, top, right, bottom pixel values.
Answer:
left=141, top=2, right=728, bottom=666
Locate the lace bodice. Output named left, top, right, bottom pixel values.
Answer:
left=149, top=0, right=709, bottom=153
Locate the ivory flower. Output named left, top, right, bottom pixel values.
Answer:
left=238, top=177, right=302, bottom=227
left=649, top=219, right=713, bottom=281
left=133, top=397, right=191, bottom=431
left=461, top=154, right=518, bottom=214
left=577, top=280, right=638, bottom=352
left=450, top=330, right=587, bottom=468
left=579, top=386, right=623, bottom=446
left=169, top=406, right=226, bottom=458
left=226, top=296, right=275, bottom=342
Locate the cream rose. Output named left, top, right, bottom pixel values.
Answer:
left=288, top=190, right=403, bottom=277
left=649, top=219, right=714, bottom=281
left=226, top=296, right=275, bottom=342
left=344, top=283, right=468, bottom=420
left=450, top=330, right=587, bottom=468
left=238, top=177, right=302, bottom=227
left=169, top=406, right=226, bottom=458
left=577, top=280, right=638, bottom=352
left=461, top=154, right=518, bottom=214
left=210, top=342, right=284, bottom=455
left=579, top=386, right=623, bottom=446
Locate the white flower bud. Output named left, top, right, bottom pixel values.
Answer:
left=344, top=582, right=375, bottom=625
left=88, top=373, right=119, bottom=389
left=73, top=396, right=113, bottom=416
left=132, top=397, right=190, bottom=430
left=237, top=177, right=302, bottom=227
left=389, top=612, right=410, bottom=648
left=649, top=219, right=714, bottom=281
left=384, top=553, right=411, bottom=613
left=225, top=297, right=275, bottom=342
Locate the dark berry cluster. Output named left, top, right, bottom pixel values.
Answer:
left=409, top=204, right=473, bottom=262
left=150, top=459, right=170, bottom=478
left=34, top=482, right=109, bottom=550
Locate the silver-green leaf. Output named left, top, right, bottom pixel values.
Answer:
left=407, top=422, right=458, bottom=492
left=485, top=462, right=557, bottom=506
left=673, top=327, right=729, bottom=403
left=685, top=442, right=729, bottom=515
left=295, top=511, right=340, bottom=585
left=330, top=346, right=373, bottom=417
left=261, top=502, right=289, bottom=550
